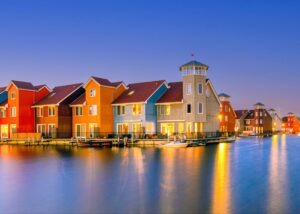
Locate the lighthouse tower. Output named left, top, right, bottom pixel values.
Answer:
left=179, top=60, right=209, bottom=133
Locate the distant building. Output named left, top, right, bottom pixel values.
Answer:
left=268, top=109, right=282, bottom=132
left=282, top=112, right=300, bottom=134
left=156, top=60, right=220, bottom=136
left=219, top=93, right=236, bottom=132
left=234, top=110, right=248, bottom=132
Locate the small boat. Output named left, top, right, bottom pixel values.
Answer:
left=225, top=136, right=236, bottom=142
left=160, top=141, right=188, bottom=148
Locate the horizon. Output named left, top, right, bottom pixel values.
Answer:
left=0, top=0, right=299, bottom=116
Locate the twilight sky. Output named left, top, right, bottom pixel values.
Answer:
left=0, top=0, right=299, bottom=116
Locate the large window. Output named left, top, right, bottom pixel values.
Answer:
left=10, top=107, right=16, bottom=117
left=186, top=83, right=192, bottom=95
left=187, top=104, right=192, bottom=114
left=117, top=106, right=126, bottom=116
left=132, top=104, right=142, bottom=115
left=0, top=109, right=6, bottom=118
left=37, top=124, right=46, bottom=136
left=158, top=105, right=170, bottom=115
left=10, top=124, right=16, bottom=136
left=75, top=124, right=86, bottom=138
left=117, top=123, right=128, bottom=134
left=75, top=106, right=83, bottom=116
left=48, top=106, right=55, bottom=116
left=89, top=105, right=97, bottom=116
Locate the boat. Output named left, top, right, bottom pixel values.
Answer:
left=160, top=141, right=188, bottom=148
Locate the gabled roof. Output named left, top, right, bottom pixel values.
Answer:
left=0, top=87, right=6, bottom=94
left=0, top=100, right=7, bottom=107
left=113, top=80, right=166, bottom=104
left=70, top=93, right=86, bottom=106
left=245, top=110, right=255, bottom=119
left=7, top=80, right=49, bottom=92
left=33, top=83, right=83, bottom=106
left=86, top=76, right=125, bottom=88
left=235, top=110, right=249, bottom=119
left=33, top=84, right=50, bottom=91
left=156, top=82, right=183, bottom=104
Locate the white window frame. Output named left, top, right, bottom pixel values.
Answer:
left=117, top=105, right=126, bottom=116
left=88, top=105, right=97, bottom=116
left=132, top=104, right=142, bottom=115
left=75, top=106, right=83, bottom=116
left=48, top=106, right=56, bottom=117
left=198, top=83, right=203, bottom=94
left=198, top=102, right=203, bottom=114
left=90, top=89, right=96, bottom=97
left=37, top=107, right=43, bottom=117
left=186, top=83, right=192, bottom=95
left=10, top=107, right=16, bottom=117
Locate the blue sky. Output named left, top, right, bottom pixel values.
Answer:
left=0, top=0, right=299, bottom=115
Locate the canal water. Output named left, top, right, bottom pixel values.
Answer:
left=0, top=135, right=299, bottom=214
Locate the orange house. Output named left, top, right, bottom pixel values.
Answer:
left=70, top=76, right=126, bottom=138
left=282, top=112, right=300, bottom=134
left=32, top=83, right=84, bottom=138
left=219, top=93, right=236, bottom=132
left=1, top=80, right=50, bottom=138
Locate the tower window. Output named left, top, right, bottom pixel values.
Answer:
left=187, top=104, right=192, bottom=114
left=198, top=83, right=203, bottom=94
left=186, top=83, right=192, bottom=95
left=198, top=103, right=203, bottom=114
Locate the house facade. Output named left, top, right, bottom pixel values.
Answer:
left=33, top=83, right=84, bottom=138
left=242, top=103, right=273, bottom=134
left=234, top=110, right=248, bottom=132
left=0, top=81, right=50, bottom=139
left=156, top=60, right=220, bottom=136
left=268, top=109, right=282, bottom=132
left=70, top=77, right=126, bottom=138
left=282, top=113, right=300, bottom=134
left=0, top=87, right=8, bottom=138
left=219, top=93, right=236, bottom=133
left=113, top=80, right=168, bottom=137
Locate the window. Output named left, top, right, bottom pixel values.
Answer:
left=158, top=105, right=170, bottom=115
left=260, top=112, right=263, bottom=117
left=186, top=83, right=192, bottom=95
left=36, top=107, right=43, bottom=117
left=260, top=119, right=263, bottom=124
left=187, top=104, right=192, bottom=114
left=75, top=124, right=86, bottom=138
left=90, top=89, right=96, bottom=97
left=10, top=107, right=16, bottom=117
left=11, top=92, right=16, bottom=100
left=75, top=106, right=83, bottom=116
left=224, top=105, right=229, bottom=112
left=0, top=109, right=6, bottom=118
left=117, top=123, right=128, bottom=134
left=117, top=106, right=126, bottom=116
left=198, top=103, right=203, bottom=114
left=89, top=105, right=97, bottom=116
left=225, top=115, right=228, bottom=122
left=10, top=124, right=16, bottom=136
left=48, top=106, right=55, bottom=116
left=255, top=112, right=258, bottom=117
left=89, top=123, right=98, bottom=138
left=132, top=104, right=142, bottom=115
left=48, top=124, right=56, bottom=138
left=256, top=119, right=258, bottom=125
left=37, top=124, right=46, bottom=136
left=146, top=123, right=154, bottom=134
left=198, top=83, right=203, bottom=94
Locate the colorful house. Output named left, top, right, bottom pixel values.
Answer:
left=234, top=110, right=248, bottom=132
left=268, top=109, right=282, bottom=133
left=242, top=103, right=273, bottom=134
left=156, top=60, right=220, bottom=136
left=1, top=80, right=50, bottom=138
left=70, top=77, right=126, bottom=138
left=282, top=112, right=300, bottom=134
left=0, top=87, right=8, bottom=138
left=33, top=83, right=84, bottom=138
left=113, top=80, right=168, bottom=137
left=219, top=93, right=236, bottom=133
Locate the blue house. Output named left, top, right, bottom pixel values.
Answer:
left=112, top=80, right=168, bottom=136
left=0, top=87, right=7, bottom=104
left=0, top=87, right=8, bottom=119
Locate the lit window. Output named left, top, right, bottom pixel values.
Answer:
left=10, top=107, right=16, bottom=117
left=75, top=106, right=83, bottom=116
left=187, top=104, right=192, bottom=114
left=224, top=105, right=229, bottom=112
left=89, top=105, right=97, bottom=116
left=90, top=89, right=96, bottom=97
left=198, top=83, right=203, bottom=94
left=260, top=119, right=263, bottom=124
left=36, top=107, right=43, bottom=117
left=225, top=115, right=228, bottom=122
left=48, top=106, right=56, bottom=116
left=158, top=105, right=170, bottom=115
left=132, top=104, right=142, bottom=115
left=186, top=83, right=192, bottom=95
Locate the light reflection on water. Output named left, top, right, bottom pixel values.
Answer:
left=1, top=136, right=300, bottom=214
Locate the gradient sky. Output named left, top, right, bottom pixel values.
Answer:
left=0, top=0, right=299, bottom=116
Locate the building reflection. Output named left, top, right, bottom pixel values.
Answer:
left=211, top=143, right=232, bottom=214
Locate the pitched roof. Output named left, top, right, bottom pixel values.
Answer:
left=157, top=82, right=183, bottom=103
left=218, top=93, right=231, bottom=98
left=113, top=80, right=166, bottom=104
left=245, top=110, right=255, bottom=119
left=179, top=60, right=209, bottom=70
left=9, top=80, right=48, bottom=91
left=90, top=76, right=124, bottom=88
left=0, top=100, right=7, bottom=107
left=33, top=83, right=82, bottom=106
left=33, top=84, right=48, bottom=91
left=254, top=102, right=265, bottom=106
left=0, top=87, right=6, bottom=94
left=235, top=110, right=249, bottom=119
left=70, top=93, right=86, bottom=106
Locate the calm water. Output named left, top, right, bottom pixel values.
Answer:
left=0, top=135, right=300, bottom=214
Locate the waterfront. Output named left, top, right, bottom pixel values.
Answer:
left=0, top=135, right=299, bottom=214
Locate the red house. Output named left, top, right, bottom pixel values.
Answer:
left=219, top=93, right=236, bottom=133
left=282, top=112, right=300, bottom=134
left=1, top=80, right=50, bottom=138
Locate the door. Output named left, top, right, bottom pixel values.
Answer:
left=48, top=124, right=56, bottom=138
left=1, top=125, right=8, bottom=139
left=37, top=124, right=46, bottom=137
